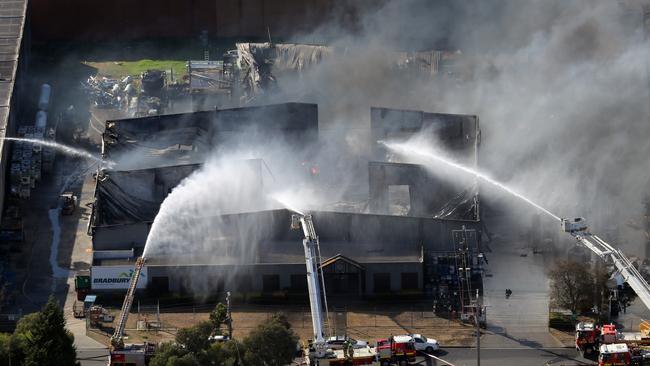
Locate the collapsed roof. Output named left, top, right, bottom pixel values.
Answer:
left=94, top=104, right=480, bottom=233
left=187, top=60, right=232, bottom=93
left=235, top=42, right=461, bottom=101
left=102, top=102, right=318, bottom=170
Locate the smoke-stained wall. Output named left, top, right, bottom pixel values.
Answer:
left=371, top=107, right=479, bottom=162
left=92, top=208, right=480, bottom=254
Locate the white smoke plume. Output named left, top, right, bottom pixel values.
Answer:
left=244, top=0, right=650, bottom=255
left=142, top=0, right=650, bottom=297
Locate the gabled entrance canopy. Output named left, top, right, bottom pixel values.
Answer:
left=320, top=254, right=365, bottom=273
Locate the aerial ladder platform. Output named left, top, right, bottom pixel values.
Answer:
left=109, top=257, right=153, bottom=366
left=290, top=213, right=378, bottom=365
left=562, top=218, right=650, bottom=312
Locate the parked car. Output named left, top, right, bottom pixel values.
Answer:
left=208, top=335, right=230, bottom=343
left=410, top=334, right=440, bottom=354
left=326, top=336, right=368, bottom=350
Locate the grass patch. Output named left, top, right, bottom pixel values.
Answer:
left=549, top=311, right=574, bottom=331
left=83, top=59, right=188, bottom=79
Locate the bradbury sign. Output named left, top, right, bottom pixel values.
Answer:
left=91, top=266, right=148, bottom=290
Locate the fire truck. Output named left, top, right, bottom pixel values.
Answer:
left=290, top=213, right=378, bottom=365
left=376, top=336, right=417, bottom=366
left=108, top=257, right=155, bottom=366
left=563, top=218, right=650, bottom=363
left=576, top=321, right=650, bottom=361
left=599, top=343, right=631, bottom=366
left=576, top=322, right=600, bottom=356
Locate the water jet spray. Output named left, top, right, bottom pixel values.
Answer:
left=3, top=137, right=114, bottom=167
left=380, top=140, right=561, bottom=221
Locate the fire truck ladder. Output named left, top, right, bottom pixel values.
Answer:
left=111, top=257, right=146, bottom=348
left=291, top=213, right=329, bottom=357
left=571, top=231, right=650, bottom=312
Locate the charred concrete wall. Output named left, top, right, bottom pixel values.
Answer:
left=369, top=107, right=480, bottom=220
left=29, top=0, right=382, bottom=41
left=371, top=107, right=479, bottom=162
left=368, top=162, right=447, bottom=216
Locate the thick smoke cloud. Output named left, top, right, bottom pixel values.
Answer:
left=144, top=0, right=650, bottom=296
left=252, top=0, right=650, bottom=254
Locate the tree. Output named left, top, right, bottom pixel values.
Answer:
left=204, top=340, right=245, bottom=366
left=549, top=260, right=607, bottom=315
left=152, top=310, right=296, bottom=366
left=149, top=342, right=193, bottom=366
left=11, top=312, right=40, bottom=365
left=153, top=333, right=244, bottom=366
left=175, top=321, right=213, bottom=354
left=13, top=296, right=78, bottom=366
left=209, top=303, right=228, bottom=334
left=243, top=315, right=298, bottom=366
left=269, top=313, right=291, bottom=330
left=0, top=333, right=12, bottom=366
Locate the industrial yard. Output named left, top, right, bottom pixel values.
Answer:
left=1, top=1, right=650, bottom=366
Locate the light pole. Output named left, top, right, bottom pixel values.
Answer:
left=226, top=291, right=233, bottom=339
left=475, top=289, right=480, bottom=366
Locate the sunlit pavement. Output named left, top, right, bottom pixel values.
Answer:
left=416, top=347, right=593, bottom=366
left=480, top=214, right=562, bottom=348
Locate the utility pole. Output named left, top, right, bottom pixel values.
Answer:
left=226, top=291, right=233, bottom=339
left=475, top=289, right=481, bottom=366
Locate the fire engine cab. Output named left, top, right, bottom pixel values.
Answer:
left=601, top=324, right=618, bottom=344
left=376, top=336, right=416, bottom=366
left=576, top=322, right=599, bottom=356
left=598, top=343, right=631, bottom=366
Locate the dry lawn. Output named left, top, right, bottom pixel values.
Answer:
left=90, top=307, right=477, bottom=347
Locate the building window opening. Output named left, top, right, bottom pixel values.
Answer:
left=388, top=185, right=410, bottom=216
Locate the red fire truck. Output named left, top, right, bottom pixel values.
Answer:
left=376, top=336, right=417, bottom=366
left=576, top=322, right=600, bottom=356
left=598, top=343, right=631, bottom=366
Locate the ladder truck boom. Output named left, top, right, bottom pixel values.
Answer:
left=290, top=213, right=328, bottom=357
left=562, top=218, right=650, bottom=312
left=111, top=256, right=146, bottom=349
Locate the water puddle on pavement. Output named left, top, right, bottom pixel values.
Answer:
left=48, top=208, right=70, bottom=285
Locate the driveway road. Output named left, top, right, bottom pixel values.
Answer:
left=77, top=348, right=109, bottom=366
left=416, top=347, right=593, bottom=366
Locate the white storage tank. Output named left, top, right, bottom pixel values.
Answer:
left=38, top=84, right=51, bottom=111
left=35, top=110, right=47, bottom=130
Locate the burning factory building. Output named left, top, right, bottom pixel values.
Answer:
left=88, top=101, right=483, bottom=305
